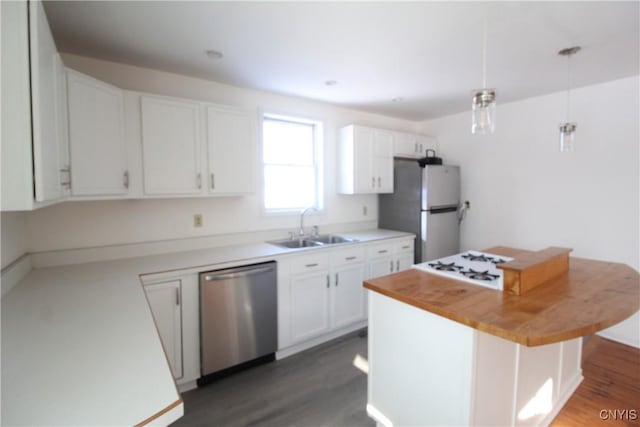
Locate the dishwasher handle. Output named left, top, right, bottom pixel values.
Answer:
left=202, top=265, right=275, bottom=282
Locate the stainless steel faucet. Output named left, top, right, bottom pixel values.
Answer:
left=299, top=206, right=318, bottom=237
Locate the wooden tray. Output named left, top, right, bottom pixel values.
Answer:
left=497, top=247, right=573, bottom=295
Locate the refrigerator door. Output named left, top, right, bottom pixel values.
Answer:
left=421, top=209, right=460, bottom=261
left=421, top=165, right=460, bottom=210
left=379, top=158, right=423, bottom=262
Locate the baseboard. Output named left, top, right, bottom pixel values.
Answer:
left=1, top=254, right=32, bottom=298
left=177, top=380, right=198, bottom=394
left=539, top=371, right=584, bottom=427
left=276, top=321, right=367, bottom=360
left=366, top=403, right=393, bottom=427
left=597, top=329, right=640, bottom=349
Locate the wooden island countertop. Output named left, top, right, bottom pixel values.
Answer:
left=363, top=246, right=640, bottom=346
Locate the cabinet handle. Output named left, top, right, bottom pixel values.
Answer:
left=345, top=256, right=356, bottom=261
left=176, top=287, right=180, bottom=306
left=371, top=177, right=375, bottom=188
left=123, top=171, right=129, bottom=189
left=414, top=142, right=418, bottom=153
left=402, top=245, right=410, bottom=249
left=396, top=260, right=400, bottom=271
left=305, top=263, right=318, bottom=268
left=335, top=273, right=339, bottom=286
left=197, top=173, right=202, bottom=189
left=390, top=261, right=394, bottom=272
left=210, top=173, right=215, bottom=189
left=326, top=275, right=330, bottom=288
left=378, top=249, right=388, bottom=254
left=420, top=144, right=424, bottom=153
left=377, top=176, right=381, bottom=187
left=60, top=166, right=71, bottom=188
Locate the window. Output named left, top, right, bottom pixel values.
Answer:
left=262, top=114, right=323, bottom=212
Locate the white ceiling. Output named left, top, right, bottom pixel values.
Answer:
left=43, top=1, right=639, bottom=121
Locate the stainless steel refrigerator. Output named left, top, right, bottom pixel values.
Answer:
left=379, top=158, right=460, bottom=263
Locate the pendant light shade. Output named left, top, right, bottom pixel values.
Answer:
left=558, top=46, right=580, bottom=152
left=471, top=16, right=496, bottom=135
left=472, top=89, right=496, bottom=134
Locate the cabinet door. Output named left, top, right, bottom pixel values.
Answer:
left=395, top=253, right=414, bottom=273
left=30, top=0, right=62, bottom=202
left=332, top=262, right=367, bottom=329
left=373, top=130, right=394, bottom=193
left=1, top=0, right=34, bottom=210
left=144, top=280, right=183, bottom=379
left=54, top=54, right=71, bottom=196
left=67, top=71, right=128, bottom=196
left=368, top=256, right=394, bottom=279
left=354, top=126, right=375, bottom=193
left=290, top=271, right=331, bottom=343
left=393, top=132, right=418, bottom=158
left=206, top=107, right=255, bottom=194
left=141, top=96, right=202, bottom=195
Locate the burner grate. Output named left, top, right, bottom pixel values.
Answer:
left=459, top=268, right=499, bottom=281
left=427, top=261, right=463, bottom=272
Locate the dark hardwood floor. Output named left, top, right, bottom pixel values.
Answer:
left=174, top=331, right=373, bottom=427
left=175, top=332, right=639, bottom=426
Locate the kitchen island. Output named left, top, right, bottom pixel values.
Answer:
left=363, top=246, right=640, bottom=427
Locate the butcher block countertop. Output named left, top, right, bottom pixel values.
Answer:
left=363, top=246, right=640, bottom=346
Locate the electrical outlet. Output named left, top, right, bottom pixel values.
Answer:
left=193, top=214, right=203, bottom=228
left=362, top=205, right=368, bottom=216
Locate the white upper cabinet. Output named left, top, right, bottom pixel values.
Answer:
left=206, top=106, right=256, bottom=195
left=1, top=0, right=67, bottom=210
left=30, top=0, right=63, bottom=203
left=141, top=96, right=202, bottom=195
left=394, top=132, right=436, bottom=158
left=338, top=124, right=394, bottom=194
left=67, top=70, right=128, bottom=196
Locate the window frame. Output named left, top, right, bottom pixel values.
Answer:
left=259, top=111, right=324, bottom=215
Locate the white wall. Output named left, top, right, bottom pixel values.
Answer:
left=1, top=212, right=28, bottom=268
left=418, top=76, right=640, bottom=347
left=23, top=54, right=418, bottom=253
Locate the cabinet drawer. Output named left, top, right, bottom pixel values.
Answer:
left=395, top=240, right=414, bottom=253
left=289, top=253, right=330, bottom=275
left=330, top=247, right=366, bottom=266
left=367, top=242, right=394, bottom=258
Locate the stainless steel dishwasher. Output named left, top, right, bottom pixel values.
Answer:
left=199, top=261, right=277, bottom=382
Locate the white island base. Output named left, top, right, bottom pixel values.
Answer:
left=366, top=292, right=583, bottom=427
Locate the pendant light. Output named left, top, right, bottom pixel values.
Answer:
left=471, top=17, right=496, bottom=135
left=558, top=46, right=581, bottom=152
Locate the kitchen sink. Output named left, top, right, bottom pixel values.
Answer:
left=268, top=238, right=325, bottom=249
left=268, top=234, right=358, bottom=248
left=311, top=234, right=356, bottom=244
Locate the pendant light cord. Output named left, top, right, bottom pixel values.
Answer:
left=566, top=53, right=571, bottom=122
left=482, top=16, right=487, bottom=88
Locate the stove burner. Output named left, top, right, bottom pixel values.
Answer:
left=459, top=268, right=499, bottom=281
left=428, top=261, right=463, bottom=272
left=461, top=253, right=494, bottom=263
left=461, top=253, right=509, bottom=265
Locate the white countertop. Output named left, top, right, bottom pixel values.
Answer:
left=1, top=229, right=412, bottom=426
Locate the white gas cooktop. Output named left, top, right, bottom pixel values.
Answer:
left=413, top=250, right=514, bottom=290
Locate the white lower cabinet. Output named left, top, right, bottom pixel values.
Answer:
left=142, top=272, right=199, bottom=391
left=278, top=237, right=414, bottom=354
left=287, top=253, right=332, bottom=344
left=367, top=239, right=414, bottom=279
left=331, top=247, right=367, bottom=329
left=143, top=280, right=183, bottom=379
